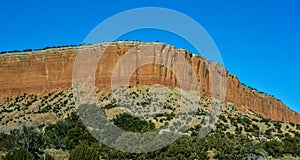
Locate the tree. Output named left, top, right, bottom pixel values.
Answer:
left=69, top=141, right=99, bottom=160
left=0, top=133, right=17, bottom=151
left=203, top=132, right=265, bottom=159
left=1, top=148, right=34, bottom=160
left=113, top=113, right=155, bottom=133
left=12, top=126, right=44, bottom=159
left=44, top=112, right=96, bottom=150
left=274, top=121, right=282, bottom=132
left=63, top=123, right=96, bottom=150
left=44, top=120, right=73, bottom=149
left=163, top=136, right=208, bottom=159
left=262, top=140, right=284, bottom=158
left=283, top=136, right=300, bottom=157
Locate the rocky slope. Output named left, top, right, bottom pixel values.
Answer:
left=0, top=42, right=299, bottom=124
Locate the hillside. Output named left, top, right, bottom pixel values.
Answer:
left=1, top=42, right=300, bottom=159
left=0, top=85, right=300, bottom=159
left=0, top=41, right=299, bottom=124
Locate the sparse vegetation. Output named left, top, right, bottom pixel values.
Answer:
left=0, top=86, right=300, bottom=159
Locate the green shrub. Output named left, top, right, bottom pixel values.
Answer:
left=260, top=117, right=270, bottom=124
left=230, top=118, right=238, bottom=127
left=69, top=141, right=99, bottom=160
left=265, top=128, right=273, bottom=137
left=296, top=124, right=300, bottom=130
left=113, top=113, right=155, bottom=133
left=262, top=140, right=284, bottom=158
left=10, top=126, right=44, bottom=159
left=219, top=115, right=227, bottom=123
left=44, top=112, right=96, bottom=150
left=283, top=136, right=300, bottom=156
left=274, top=122, right=282, bottom=131
left=165, top=113, right=175, bottom=121
left=203, top=133, right=264, bottom=159
left=235, top=126, right=242, bottom=134
left=1, top=148, right=34, bottom=160
left=0, top=133, right=17, bottom=151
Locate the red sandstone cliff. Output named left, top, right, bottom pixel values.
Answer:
left=0, top=42, right=299, bottom=124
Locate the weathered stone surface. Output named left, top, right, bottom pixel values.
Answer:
left=0, top=42, right=299, bottom=124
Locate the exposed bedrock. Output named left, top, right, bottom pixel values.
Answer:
left=0, top=42, right=299, bottom=124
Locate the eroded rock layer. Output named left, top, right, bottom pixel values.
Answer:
left=0, top=42, right=299, bottom=124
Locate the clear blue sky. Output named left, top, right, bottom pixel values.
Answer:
left=1, top=0, right=299, bottom=113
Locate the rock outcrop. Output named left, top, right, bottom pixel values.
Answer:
left=0, top=42, right=299, bottom=124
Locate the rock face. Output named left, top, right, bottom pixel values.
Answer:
left=0, top=42, right=299, bottom=124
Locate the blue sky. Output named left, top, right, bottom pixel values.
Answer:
left=0, top=0, right=299, bottom=113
